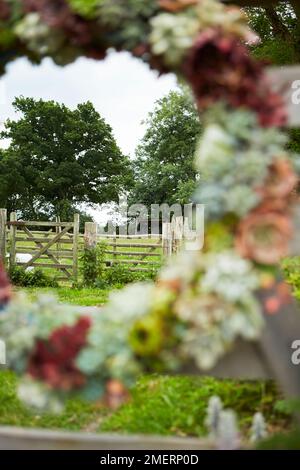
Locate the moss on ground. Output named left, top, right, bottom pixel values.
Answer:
left=0, top=371, right=291, bottom=438
left=101, top=375, right=290, bottom=437
left=0, top=370, right=106, bottom=431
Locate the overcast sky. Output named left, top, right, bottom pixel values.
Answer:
left=0, top=50, right=178, bottom=157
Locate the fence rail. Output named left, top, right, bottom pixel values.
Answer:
left=0, top=210, right=79, bottom=281
left=0, top=210, right=193, bottom=280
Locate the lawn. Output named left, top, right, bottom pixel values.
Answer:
left=15, top=287, right=110, bottom=306
left=0, top=371, right=291, bottom=440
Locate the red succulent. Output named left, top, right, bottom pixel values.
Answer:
left=28, top=317, right=91, bottom=391
left=23, top=0, right=95, bottom=47
left=0, top=0, right=10, bottom=20
left=0, top=261, right=11, bottom=308
left=184, top=29, right=287, bottom=127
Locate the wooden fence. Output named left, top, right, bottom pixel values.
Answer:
left=0, top=210, right=192, bottom=280
left=0, top=209, right=80, bottom=281
left=82, top=216, right=198, bottom=273
left=83, top=222, right=163, bottom=273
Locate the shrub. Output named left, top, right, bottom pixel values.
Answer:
left=81, top=241, right=106, bottom=287
left=9, top=267, right=58, bottom=288
left=100, top=263, right=159, bottom=287
left=81, top=240, right=160, bottom=288
left=281, top=257, right=300, bottom=301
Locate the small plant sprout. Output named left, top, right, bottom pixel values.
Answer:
left=205, top=395, right=223, bottom=437
left=250, top=412, right=268, bottom=443
left=216, top=410, right=240, bottom=450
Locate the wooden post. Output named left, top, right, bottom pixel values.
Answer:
left=72, top=214, right=80, bottom=282
left=183, top=217, right=190, bottom=238
left=55, top=216, right=61, bottom=261
left=170, top=216, right=176, bottom=254
left=9, top=212, right=17, bottom=270
left=162, top=222, right=172, bottom=258
left=84, top=222, right=98, bottom=250
left=174, top=216, right=184, bottom=254
left=0, top=209, right=7, bottom=264
left=113, top=234, right=117, bottom=265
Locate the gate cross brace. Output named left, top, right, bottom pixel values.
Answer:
left=21, top=225, right=72, bottom=278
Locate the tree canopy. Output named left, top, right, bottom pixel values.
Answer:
left=245, top=2, right=300, bottom=155
left=0, top=97, right=132, bottom=219
left=246, top=1, right=300, bottom=64
left=129, top=88, right=201, bottom=208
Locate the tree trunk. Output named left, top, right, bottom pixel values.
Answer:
left=264, top=6, right=293, bottom=42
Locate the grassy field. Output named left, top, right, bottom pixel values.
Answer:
left=0, top=371, right=291, bottom=439
left=14, top=286, right=111, bottom=306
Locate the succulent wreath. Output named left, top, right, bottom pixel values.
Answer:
left=0, top=0, right=299, bottom=411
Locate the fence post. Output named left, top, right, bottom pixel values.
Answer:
left=73, top=214, right=80, bottom=282
left=113, top=234, right=117, bottom=264
left=9, top=212, right=17, bottom=269
left=162, top=222, right=172, bottom=257
left=55, top=216, right=61, bottom=261
left=84, top=221, right=98, bottom=250
left=0, top=209, right=7, bottom=264
left=174, top=216, right=184, bottom=254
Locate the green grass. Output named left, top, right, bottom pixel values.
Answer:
left=12, top=232, right=162, bottom=280
left=0, top=370, right=106, bottom=431
left=100, top=375, right=290, bottom=438
left=0, top=372, right=289, bottom=437
left=15, top=287, right=110, bottom=306
left=281, top=257, right=300, bottom=302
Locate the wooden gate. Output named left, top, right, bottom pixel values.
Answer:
left=7, top=213, right=80, bottom=282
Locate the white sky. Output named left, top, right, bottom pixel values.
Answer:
left=0, top=51, right=178, bottom=224
left=0, top=50, right=177, bottom=157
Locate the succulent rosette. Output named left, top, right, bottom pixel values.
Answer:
left=184, top=29, right=286, bottom=127
left=0, top=293, right=95, bottom=410
left=158, top=251, right=263, bottom=370
left=194, top=106, right=293, bottom=219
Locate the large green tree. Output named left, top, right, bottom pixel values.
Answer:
left=0, top=97, right=132, bottom=219
left=130, top=89, right=201, bottom=208
left=246, top=1, right=300, bottom=64
left=246, top=2, right=300, bottom=154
